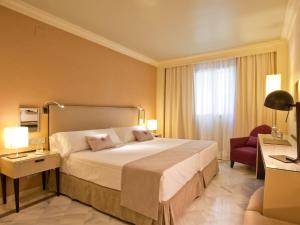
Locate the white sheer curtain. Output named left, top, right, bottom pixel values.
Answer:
left=194, top=58, right=236, bottom=160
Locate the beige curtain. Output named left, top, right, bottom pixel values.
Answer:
left=234, top=52, right=276, bottom=136
left=164, top=65, right=196, bottom=139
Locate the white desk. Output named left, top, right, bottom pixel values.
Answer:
left=257, top=134, right=300, bottom=224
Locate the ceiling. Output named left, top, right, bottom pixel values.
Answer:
left=20, top=0, right=288, bottom=61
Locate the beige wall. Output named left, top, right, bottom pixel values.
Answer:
left=288, top=8, right=300, bottom=137
left=157, top=40, right=289, bottom=135
left=0, top=6, right=156, bottom=196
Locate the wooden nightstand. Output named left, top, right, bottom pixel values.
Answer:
left=0, top=151, right=60, bottom=212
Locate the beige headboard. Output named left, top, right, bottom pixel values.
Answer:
left=48, top=105, right=139, bottom=135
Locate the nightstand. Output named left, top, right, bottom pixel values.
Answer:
left=0, top=151, right=60, bottom=212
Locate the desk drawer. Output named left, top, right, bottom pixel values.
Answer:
left=1, top=155, right=60, bottom=178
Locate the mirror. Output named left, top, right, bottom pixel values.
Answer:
left=20, top=108, right=39, bottom=132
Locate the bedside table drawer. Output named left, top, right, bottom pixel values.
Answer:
left=1, top=154, right=60, bottom=178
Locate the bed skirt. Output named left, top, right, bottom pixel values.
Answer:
left=49, top=158, right=218, bottom=225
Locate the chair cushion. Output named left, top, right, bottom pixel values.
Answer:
left=231, top=146, right=257, bottom=166
left=246, top=136, right=258, bottom=147
left=233, top=146, right=256, bottom=155
left=244, top=211, right=297, bottom=225
left=247, top=187, right=264, bottom=213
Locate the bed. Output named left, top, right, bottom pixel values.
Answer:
left=48, top=105, right=219, bottom=225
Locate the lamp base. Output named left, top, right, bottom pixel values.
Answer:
left=6, top=153, right=28, bottom=159
left=269, top=155, right=300, bottom=163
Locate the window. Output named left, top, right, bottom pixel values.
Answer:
left=194, top=58, right=236, bottom=159
left=194, top=59, right=236, bottom=116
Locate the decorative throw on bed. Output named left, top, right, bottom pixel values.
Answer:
left=120, top=140, right=214, bottom=220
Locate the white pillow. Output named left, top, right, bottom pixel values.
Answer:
left=113, top=126, right=147, bottom=143
left=50, top=128, right=122, bottom=158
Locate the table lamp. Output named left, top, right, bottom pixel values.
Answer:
left=147, top=120, right=157, bottom=134
left=4, top=127, right=29, bottom=159
left=264, top=90, right=300, bottom=163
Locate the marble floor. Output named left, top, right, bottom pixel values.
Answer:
left=0, top=161, right=263, bottom=225
left=0, top=188, right=54, bottom=217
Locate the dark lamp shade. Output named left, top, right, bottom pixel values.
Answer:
left=264, top=90, right=294, bottom=111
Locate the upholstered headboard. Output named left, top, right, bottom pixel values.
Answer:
left=48, top=105, right=139, bottom=135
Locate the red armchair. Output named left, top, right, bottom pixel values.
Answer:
left=230, top=125, right=272, bottom=168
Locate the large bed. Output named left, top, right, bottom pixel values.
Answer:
left=48, top=105, right=219, bottom=225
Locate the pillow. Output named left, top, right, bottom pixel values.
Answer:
left=133, top=130, right=154, bottom=142
left=113, top=126, right=147, bottom=143
left=50, top=128, right=122, bottom=158
left=86, top=134, right=115, bottom=151
left=246, top=136, right=258, bottom=147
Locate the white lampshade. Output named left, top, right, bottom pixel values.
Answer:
left=147, top=120, right=157, bottom=131
left=266, top=74, right=281, bottom=96
left=4, top=127, right=29, bottom=149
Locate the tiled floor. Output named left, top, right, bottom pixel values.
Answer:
left=0, top=189, right=54, bottom=217
left=0, top=161, right=263, bottom=225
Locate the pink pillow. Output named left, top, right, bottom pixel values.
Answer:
left=246, top=136, right=258, bottom=147
left=133, top=130, right=154, bottom=142
left=86, top=134, right=115, bottom=151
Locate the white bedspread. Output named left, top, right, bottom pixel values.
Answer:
left=60, top=138, right=218, bottom=201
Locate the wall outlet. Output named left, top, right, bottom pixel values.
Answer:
left=29, top=137, right=46, bottom=145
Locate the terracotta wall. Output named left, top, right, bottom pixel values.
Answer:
left=288, top=9, right=300, bottom=136
left=0, top=6, right=156, bottom=195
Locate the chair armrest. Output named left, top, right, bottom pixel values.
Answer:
left=230, top=136, right=249, bottom=150
left=244, top=211, right=297, bottom=225
left=247, top=187, right=264, bottom=213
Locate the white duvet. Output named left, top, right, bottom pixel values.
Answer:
left=60, top=138, right=218, bottom=201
